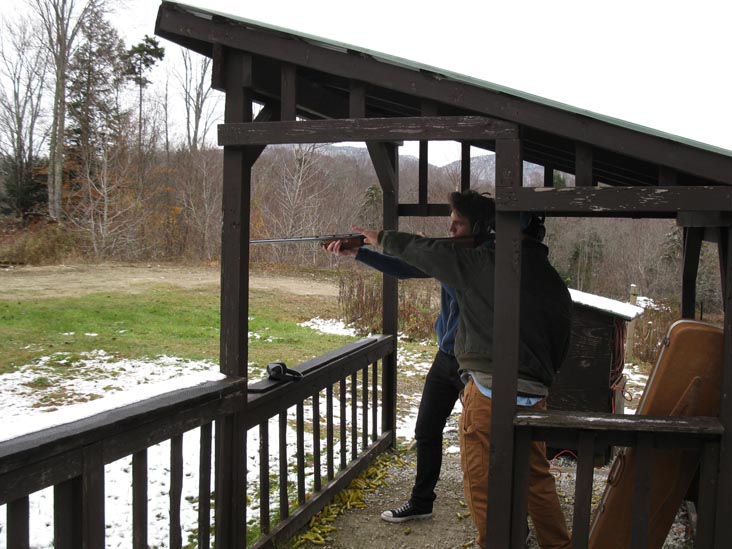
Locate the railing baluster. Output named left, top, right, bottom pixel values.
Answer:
left=199, top=423, right=212, bottom=549
left=8, top=495, right=29, bottom=549
left=82, top=443, right=105, bottom=548
left=510, top=428, right=531, bottom=548
left=297, top=402, right=306, bottom=505
left=132, top=450, right=148, bottom=549
left=696, top=440, right=720, bottom=548
left=631, top=435, right=653, bottom=549
left=279, top=410, right=289, bottom=519
left=327, top=384, right=335, bottom=480
left=372, top=361, right=378, bottom=441
left=362, top=366, right=369, bottom=450
left=54, top=477, right=82, bottom=549
left=572, top=432, right=596, bottom=548
left=340, top=378, right=347, bottom=470
left=259, top=419, right=271, bottom=534
left=351, top=372, right=358, bottom=459
left=313, top=391, right=322, bottom=492
left=170, top=435, right=183, bottom=549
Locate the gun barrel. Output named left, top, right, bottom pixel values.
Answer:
left=250, top=233, right=366, bottom=248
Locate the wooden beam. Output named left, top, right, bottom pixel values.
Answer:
left=495, top=186, right=732, bottom=216
left=682, top=228, right=703, bottom=319
left=218, top=116, right=518, bottom=146
left=398, top=203, right=451, bottom=217
left=366, top=142, right=398, bottom=197
left=419, top=141, right=428, bottom=206
left=280, top=62, right=297, bottom=121
left=575, top=143, right=594, bottom=187
left=715, top=228, right=732, bottom=546
left=461, top=142, right=471, bottom=191
left=349, top=81, right=366, bottom=118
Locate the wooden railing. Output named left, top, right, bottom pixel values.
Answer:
left=512, top=411, right=724, bottom=549
left=0, top=336, right=395, bottom=548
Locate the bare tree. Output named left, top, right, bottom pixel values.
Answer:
left=0, top=13, right=49, bottom=218
left=30, top=0, right=105, bottom=220
left=178, top=146, right=222, bottom=260
left=179, top=49, right=219, bottom=152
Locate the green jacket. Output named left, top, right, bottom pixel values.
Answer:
left=379, top=230, right=572, bottom=396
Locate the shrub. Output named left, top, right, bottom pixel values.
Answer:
left=338, top=268, right=439, bottom=341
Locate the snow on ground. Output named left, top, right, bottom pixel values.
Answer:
left=0, top=318, right=434, bottom=549
left=0, top=313, right=648, bottom=548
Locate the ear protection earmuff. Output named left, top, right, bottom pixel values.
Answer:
left=266, top=361, right=303, bottom=382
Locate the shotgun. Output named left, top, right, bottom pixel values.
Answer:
left=250, top=232, right=493, bottom=249
left=250, top=233, right=367, bottom=249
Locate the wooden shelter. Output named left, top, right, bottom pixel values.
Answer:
left=2, top=1, right=731, bottom=547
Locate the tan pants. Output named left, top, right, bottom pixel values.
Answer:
left=459, top=379, right=571, bottom=549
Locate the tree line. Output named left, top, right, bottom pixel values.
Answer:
left=0, top=2, right=721, bottom=315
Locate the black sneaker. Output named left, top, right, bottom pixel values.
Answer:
left=380, top=501, right=432, bottom=523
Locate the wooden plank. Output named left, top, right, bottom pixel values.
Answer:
left=544, top=165, right=554, bottom=188
left=696, top=440, right=720, bottom=548
left=715, top=228, right=732, bottom=547
left=659, top=166, right=678, bottom=186
left=55, top=477, right=82, bottom=549
left=339, top=378, right=347, bottom=470
left=170, top=435, right=183, bottom=549
left=575, top=143, right=594, bottom=187
left=572, top=432, right=596, bottom=548
left=514, top=410, right=724, bottom=436
left=380, top=142, right=399, bottom=442
left=327, top=384, right=335, bottom=480
left=296, top=402, right=306, bottom=505
left=631, top=435, right=652, bottom=549
left=351, top=373, right=358, bottom=460
left=372, top=362, right=378, bottom=441
left=198, top=423, right=212, bottom=549
left=367, top=141, right=397, bottom=197
left=8, top=496, right=29, bottom=549
left=82, top=443, right=105, bottom=549
left=279, top=410, right=289, bottom=519
left=486, top=137, right=524, bottom=546
left=220, top=48, right=253, bottom=379
left=219, top=116, right=517, bottom=146
left=349, top=81, right=366, bottom=118
left=312, top=391, right=322, bottom=492
left=461, top=142, right=471, bottom=192
left=258, top=420, right=270, bottom=534
left=132, top=450, right=148, bottom=549
left=495, top=185, right=732, bottom=216
left=362, top=367, right=368, bottom=451
left=419, top=141, right=428, bottom=206
left=280, top=62, right=297, bottom=121
left=397, top=203, right=451, bottom=217
left=682, top=227, right=703, bottom=318
left=510, top=428, right=531, bottom=549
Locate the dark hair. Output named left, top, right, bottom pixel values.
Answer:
left=520, top=212, right=546, bottom=242
left=448, top=190, right=495, bottom=234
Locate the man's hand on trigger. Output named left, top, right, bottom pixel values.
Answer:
left=352, top=226, right=379, bottom=246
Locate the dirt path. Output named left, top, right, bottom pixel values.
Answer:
left=0, top=263, right=338, bottom=299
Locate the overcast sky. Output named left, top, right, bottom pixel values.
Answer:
left=6, top=0, right=732, bottom=163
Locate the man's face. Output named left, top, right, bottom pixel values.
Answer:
left=449, top=211, right=471, bottom=238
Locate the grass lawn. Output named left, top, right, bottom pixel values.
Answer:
left=1, top=284, right=358, bottom=379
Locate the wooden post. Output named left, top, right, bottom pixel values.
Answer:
left=625, top=284, right=639, bottom=362
left=487, top=136, right=523, bottom=546
left=216, top=48, right=252, bottom=549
